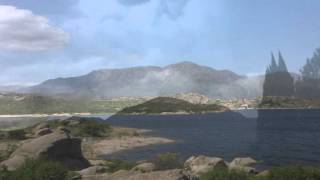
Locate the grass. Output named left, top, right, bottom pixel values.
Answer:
left=6, top=129, right=26, bottom=140
left=152, top=153, right=182, bottom=170
left=0, top=93, right=144, bottom=115
left=200, top=168, right=255, bottom=180
left=200, top=165, right=320, bottom=180
left=259, top=96, right=320, bottom=109
left=0, top=158, right=72, bottom=180
left=0, top=143, right=18, bottom=162
left=105, top=159, right=136, bottom=173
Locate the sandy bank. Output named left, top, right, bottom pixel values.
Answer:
left=93, top=136, right=174, bottom=156
left=82, top=127, right=175, bottom=159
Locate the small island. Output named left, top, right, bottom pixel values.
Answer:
left=117, top=97, right=230, bottom=115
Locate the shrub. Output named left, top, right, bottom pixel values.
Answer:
left=153, top=153, right=182, bottom=170
left=3, top=158, right=69, bottom=180
left=199, top=165, right=320, bottom=180
left=0, top=167, right=10, bottom=180
left=268, top=165, right=320, bottom=180
left=0, top=144, right=18, bottom=162
left=105, top=159, right=135, bottom=173
left=200, top=167, right=252, bottom=180
left=78, top=120, right=108, bottom=137
left=47, top=118, right=111, bottom=137
left=7, top=129, right=26, bottom=140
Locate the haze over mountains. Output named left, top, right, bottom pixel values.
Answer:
left=25, top=62, right=264, bottom=99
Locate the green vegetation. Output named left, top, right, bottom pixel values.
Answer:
left=200, top=165, right=320, bottom=180
left=259, top=96, right=320, bottom=109
left=0, top=143, right=18, bottom=162
left=47, top=117, right=112, bottom=137
left=268, top=165, right=320, bottom=180
left=153, top=153, right=182, bottom=170
left=0, top=158, right=72, bottom=180
left=6, top=129, right=26, bottom=140
left=0, top=93, right=144, bottom=115
left=119, top=97, right=229, bottom=114
left=200, top=168, right=255, bottom=180
left=105, top=159, right=136, bottom=173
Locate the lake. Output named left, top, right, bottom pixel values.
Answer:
left=105, top=109, right=320, bottom=168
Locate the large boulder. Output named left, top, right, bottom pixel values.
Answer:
left=228, top=157, right=257, bottom=173
left=35, top=128, right=52, bottom=136
left=131, top=163, right=155, bottom=173
left=184, top=156, right=227, bottom=176
left=78, top=166, right=108, bottom=176
left=32, top=122, right=49, bottom=133
left=1, top=130, right=90, bottom=171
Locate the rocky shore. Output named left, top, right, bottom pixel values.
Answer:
left=0, top=117, right=266, bottom=180
left=0, top=126, right=261, bottom=179
left=0, top=116, right=317, bottom=180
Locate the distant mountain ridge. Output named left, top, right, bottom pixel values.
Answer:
left=26, top=61, right=264, bottom=99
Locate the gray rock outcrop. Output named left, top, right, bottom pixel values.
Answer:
left=105, top=169, right=195, bottom=180
left=1, top=130, right=90, bottom=170
left=228, top=157, right=257, bottom=173
left=184, top=155, right=227, bottom=176
left=131, top=163, right=155, bottom=173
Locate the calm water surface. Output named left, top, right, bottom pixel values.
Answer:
left=104, top=109, right=320, bottom=168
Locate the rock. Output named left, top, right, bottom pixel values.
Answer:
left=107, top=169, right=195, bottom=180
left=131, top=163, right=155, bottom=173
left=57, top=126, right=71, bottom=133
left=70, top=174, right=82, bottom=180
left=32, top=122, right=49, bottom=133
left=1, top=131, right=90, bottom=171
left=184, top=156, right=227, bottom=176
left=35, top=128, right=52, bottom=136
left=89, top=159, right=107, bottom=166
left=257, top=170, right=269, bottom=177
left=229, top=157, right=257, bottom=167
left=78, top=166, right=107, bottom=176
left=229, top=157, right=257, bottom=173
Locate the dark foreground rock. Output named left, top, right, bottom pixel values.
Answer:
left=1, top=130, right=90, bottom=171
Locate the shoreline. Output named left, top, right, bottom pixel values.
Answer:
left=0, top=113, right=112, bottom=118
left=0, top=108, right=320, bottom=118
left=82, top=127, right=175, bottom=159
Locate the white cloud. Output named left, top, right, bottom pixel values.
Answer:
left=0, top=5, right=69, bottom=51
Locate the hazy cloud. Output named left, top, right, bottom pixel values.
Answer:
left=117, top=0, right=189, bottom=19
left=157, top=0, right=190, bottom=20
left=118, top=0, right=150, bottom=6
left=0, top=6, right=69, bottom=51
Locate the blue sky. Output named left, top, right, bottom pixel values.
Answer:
left=0, top=0, right=319, bottom=85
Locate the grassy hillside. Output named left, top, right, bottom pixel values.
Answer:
left=118, top=97, right=229, bottom=114
left=0, top=93, right=144, bottom=115
left=259, top=96, right=320, bottom=108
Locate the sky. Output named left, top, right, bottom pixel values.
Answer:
left=0, top=0, right=320, bottom=85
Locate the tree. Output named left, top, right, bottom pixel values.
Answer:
left=278, top=51, right=288, bottom=72
left=296, top=48, right=320, bottom=99
left=300, top=48, right=320, bottom=80
left=266, top=53, right=277, bottom=74
left=263, top=52, right=294, bottom=97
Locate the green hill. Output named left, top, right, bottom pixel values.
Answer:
left=118, top=97, right=229, bottom=115
left=0, top=93, right=143, bottom=115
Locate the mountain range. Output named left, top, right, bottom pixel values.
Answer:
left=24, top=61, right=264, bottom=99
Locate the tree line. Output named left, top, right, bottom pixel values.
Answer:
left=263, top=49, right=320, bottom=99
